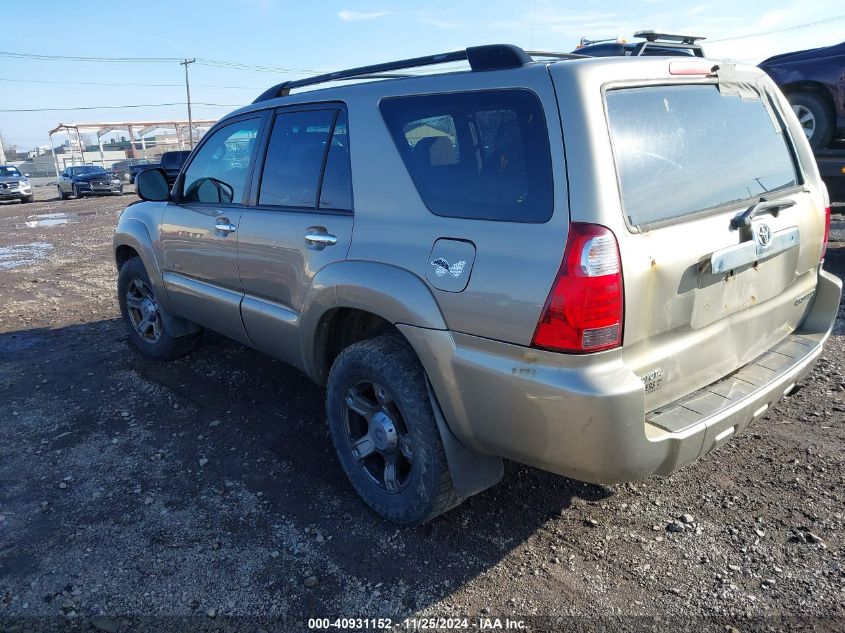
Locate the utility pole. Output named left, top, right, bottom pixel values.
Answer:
left=0, top=129, right=7, bottom=164
left=181, top=58, right=196, bottom=149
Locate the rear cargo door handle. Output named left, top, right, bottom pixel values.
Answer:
left=305, top=230, right=338, bottom=247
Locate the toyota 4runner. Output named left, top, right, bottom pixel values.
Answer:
left=114, top=45, right=841, bottom=524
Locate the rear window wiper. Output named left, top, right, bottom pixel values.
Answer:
left=730, top=198, right=796, bottom=230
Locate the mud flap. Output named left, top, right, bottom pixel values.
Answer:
left=158, top=303, right=202, bottom=338
left=425, top=378, right=504, bottom=498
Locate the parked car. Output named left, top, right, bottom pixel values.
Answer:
left=0, top=165, right=34, bottom=203
left=57, top=165, right=123, bottom=199
left=110, top=160, right=132, bottom=182
left=573, top=30, right=705, bottom=58
left=115, top=45, right=839, bottom=524
left=110, top=159, right=157, bottom=183
left=759, top=41, right=845, bottom=150
left=159, top=150, right=191, bottom=186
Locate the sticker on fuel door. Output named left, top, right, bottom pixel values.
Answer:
left=426, top=239, right=476, bottom=292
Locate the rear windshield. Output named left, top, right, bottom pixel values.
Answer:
left=606, top=84, right=799, bottom=226
left=380, top=89, right=553, bottom=222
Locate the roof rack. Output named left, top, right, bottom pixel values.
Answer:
left=253, top=44, right=543, bottom=103
left=631, top=30, right=706, bottom=57
left=634, top=30, right=705, bottom=45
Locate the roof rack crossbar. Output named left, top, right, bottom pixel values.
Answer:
left=632, top=40, right=705, bottom=58
left=633, top=30, right=705, bottom=45
left=253, top=44, right=534, bottom=103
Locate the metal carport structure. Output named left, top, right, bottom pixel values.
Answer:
left=47, top=119, right=217, bottom=176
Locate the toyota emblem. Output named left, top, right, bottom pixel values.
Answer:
left=755, top=223, right=773, bottom=248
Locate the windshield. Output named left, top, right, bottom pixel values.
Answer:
left=70, top=166, right=106, bottom=175
left=606, top=83, right=800, bottom=226
left=0, top=166, right=22, bottom=178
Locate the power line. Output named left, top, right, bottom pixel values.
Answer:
left=195, top=58, right=322, bottom=74
left=0, top=49, right=321, bottom=75
left=0, top=51, right=181, bottom=62
left=0, top=77, right=260, bottom=90
left=708, top=14, right=845, bottom=42
left=0, top=102, right=244, bottom=113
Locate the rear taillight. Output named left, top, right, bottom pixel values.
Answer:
left=532, top=223, right=624, bottom=353
left=822, top=205, right=831, bottom=262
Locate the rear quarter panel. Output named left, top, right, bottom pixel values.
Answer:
left=341, top=65, right=571, bottom=346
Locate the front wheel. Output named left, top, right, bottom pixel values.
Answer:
left=326, top=334, right=461, bottom=524
left=21, top=195, right=33, bottom=204
left=72, top=184, right=82, bottom=199
left=58, top=186, right=68, bottom=200
left=117, top=256, right=201, bottom=360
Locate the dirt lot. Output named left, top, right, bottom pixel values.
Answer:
left=1, top=187, right=844, bottom=631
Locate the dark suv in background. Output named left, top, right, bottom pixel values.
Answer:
left=759, top=41, right=845, bottom=150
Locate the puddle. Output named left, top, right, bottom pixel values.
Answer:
left=23, top=212, right=78, bottom=228
left=0, top=243, right=53, bottom=270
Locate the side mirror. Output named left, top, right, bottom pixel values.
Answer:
left=135, top=168, right=170, bottom=202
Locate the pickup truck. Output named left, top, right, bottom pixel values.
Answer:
left=159, top=151, right=191, bottom=186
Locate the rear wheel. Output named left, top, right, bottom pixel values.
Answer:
left=326, top=334, right=461, bottom=524
left=118, top=256, right=201, bottom=360
left=788, top=91, right=835, bottom=150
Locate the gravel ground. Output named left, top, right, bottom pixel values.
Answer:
left=0, top=188, right=844, bottom=632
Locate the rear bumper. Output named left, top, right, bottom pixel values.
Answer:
left=401, top=268, right=841, bottom=484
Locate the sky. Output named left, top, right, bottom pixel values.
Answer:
left=0, top=0, right=843, bottom=151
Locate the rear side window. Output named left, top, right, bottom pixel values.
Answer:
left=606, top=84, right=799, bottom=226
left=380, top=90, right=553, bottom=222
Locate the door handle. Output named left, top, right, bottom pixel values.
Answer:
left=215, top=220, right=237, bottom=234
left=305, top=231, right=338, bottom=247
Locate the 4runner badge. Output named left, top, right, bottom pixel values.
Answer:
left=640, top=368, right=664, bottom=394
left=431, top=258, right=467, bottom=278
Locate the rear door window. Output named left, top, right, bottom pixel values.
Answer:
left=258, top=109, right=335, bottom=208
left=380, top=89, right=553, bottom=222
left=606, top=84, right=800, bottom=226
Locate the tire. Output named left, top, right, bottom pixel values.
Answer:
left=72, top=184, right=81, bottom=199
left=58, top=186, right=68, bottom=200
left=117, top=256, right=202, bottom=360
left=326, top=334, right=461, bottom=524
left=21, top=195, right=33, bottom=204
left=788, top=91, right=835, bottom=150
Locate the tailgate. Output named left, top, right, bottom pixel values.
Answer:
left=603, top=78, right=827, bottom=411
